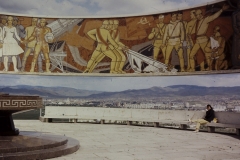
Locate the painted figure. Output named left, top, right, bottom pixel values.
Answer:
left=205, top=26, right=228, bottom=70
left=163, top=13, right=185, bottom=72
left=189, top=4, right=229, bottom=71
left=86, top=20, right=126, bottom=73
left=27, top=18, right=53, bottom=73
left=13, top=17, right=26, bottom=41
left=177, top=11, right=188, bottom=68
left=148, top=15, right=166, bottom=60
left=110, top=20, right=127, bottom=73
left=2, top=16, right=24, bottom=72
left=21, top=18, right=43, bottom=72
left=0, top=16, right=5, bottom=68
left=0, top=16, right=7, bottom=28
left=0, top=27, right=3, bottom=65
left=186, top=10, right=197, bottom=70
left=85, top=20, right=122, bottom=74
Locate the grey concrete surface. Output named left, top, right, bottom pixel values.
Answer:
left=15, top=120, right=240, bottom=160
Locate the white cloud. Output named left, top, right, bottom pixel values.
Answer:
left=92, top=0, right=189, bottom=16
left=0, top=0, right=235, bottom=92
left=0, top=0, right=91, bottom=17
left=0, top=0, right=220, bottom=17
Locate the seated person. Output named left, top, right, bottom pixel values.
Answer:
left=189, top=104, right=215, bottom=132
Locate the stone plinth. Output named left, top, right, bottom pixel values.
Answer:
left=0, top=94, right=80, bottom=159
left=0, top=94, right=42, bottom=136
left=0, top=131, right=80, bottom=160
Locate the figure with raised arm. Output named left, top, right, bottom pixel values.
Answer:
left=189, top=4, right=229, bottom=71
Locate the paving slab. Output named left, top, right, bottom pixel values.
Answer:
left=14, top=120, right=240, bottom=160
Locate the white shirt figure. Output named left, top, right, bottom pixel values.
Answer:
left=2, top=26, right=24, bottom=56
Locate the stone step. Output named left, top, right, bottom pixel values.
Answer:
left=0, top=131, right=68, bottom=154
left=0, top=132, right=80, bottom=160
left=1, top=137, right=79, bottom=160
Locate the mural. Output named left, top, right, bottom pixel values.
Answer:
left=0, top=0, right=238, bottom=75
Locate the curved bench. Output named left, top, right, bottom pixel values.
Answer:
left=41, top=106, right=240, bottom=135
left=205, top=112, right=240, bottom=135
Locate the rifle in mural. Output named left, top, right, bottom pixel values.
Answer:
left=126, top=49, right=177, bottom=73
left=0, top=0, right=236, bottom=75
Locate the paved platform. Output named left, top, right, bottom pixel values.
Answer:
left=15, top=120, right=240, bottom=160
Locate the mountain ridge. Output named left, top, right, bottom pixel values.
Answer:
left=0, top=85, right=239, bottom=99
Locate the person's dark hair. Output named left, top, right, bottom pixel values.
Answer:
left=207, top=104, right=213, bottom=109
left=171, top=12, right=177, bottom=16
left=177, top=11, right=183, bottom=15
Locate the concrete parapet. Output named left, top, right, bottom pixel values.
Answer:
left=42, top=106, right=240, bottom=135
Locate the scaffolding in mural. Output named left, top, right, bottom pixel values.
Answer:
left=47, top=18, right=83, bottom=72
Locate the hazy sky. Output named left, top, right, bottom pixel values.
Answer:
left=0, top=0, right=239, bottom=92
left=0, top=74, right=240, bottom=92
left=0, top=0, right=216, bottom=17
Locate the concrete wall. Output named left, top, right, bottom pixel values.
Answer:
left=43, top=106, right=240, bottom=125
left=43, top=106, right=205, bottom=122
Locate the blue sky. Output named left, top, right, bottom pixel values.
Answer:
left=0, top=0, right=238, bottom=92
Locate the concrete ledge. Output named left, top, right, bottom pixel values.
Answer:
left=127, top=121, right=132, bottom=125
left=237, top=129, right=240, bottom=136
left=42, top=107, right=240, bottom=135
left=206, top=123, right=240, bottom=135
left=206, top=123, right=240, bottom=128
left=101, top=119, right=105, bottom=124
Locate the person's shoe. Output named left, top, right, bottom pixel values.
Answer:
left=193, top=130, right=199, bottom=133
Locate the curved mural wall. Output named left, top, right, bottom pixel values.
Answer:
left=0, top=0, right=238, bottom=76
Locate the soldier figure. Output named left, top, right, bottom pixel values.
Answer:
left=204, top=26, right=228, bottom=70
left=189, top=4, right=229, bottom=71
left=163, top=13, right=185, bottom=72
left=148, top=15, right=166, bottom=60
left=85, top=20, right=122, bottom=74
left=110, top=20, right=127, bottom=73
left=177, top=11, right=188, bottom=69
left=87, top=20, right=126, bottom=73
left=186, top=10, right=197, bottom=71
left=26, top=18, right=53, bottom=73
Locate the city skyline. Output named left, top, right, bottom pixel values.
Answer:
left=1, top=73, right=240, bottom=92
